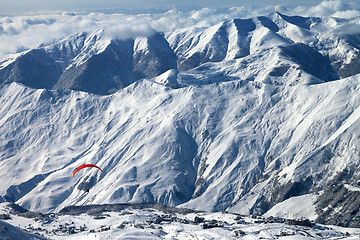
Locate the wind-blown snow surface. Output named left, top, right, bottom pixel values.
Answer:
left=1, top=7, right=360, bottom=228
left=1, top=74, right=360, bottom=224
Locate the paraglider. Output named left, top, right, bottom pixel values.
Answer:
left=73, top=164, right=103, bottom=177
left=73, top=164, right=103, bottom=193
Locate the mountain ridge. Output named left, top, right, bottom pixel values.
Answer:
left=1, top=12, right=359, bottom=93
left=0, top=11, right=360, bottom=227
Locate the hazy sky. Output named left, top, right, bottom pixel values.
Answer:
left=0, top=0, right=357, bottom=15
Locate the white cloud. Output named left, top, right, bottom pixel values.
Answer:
left=331, top=10, right=360, bottom=18
left=104, top=22, right=156, bottom=40
left=292, top=0, right=360, bottom=18
left=334, top=23, right=360, bottom=35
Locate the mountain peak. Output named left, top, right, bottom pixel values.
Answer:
left=1, top=12, right=359, bottom=94
left=274, top=12, right=322, bottom=30
left=1, top=11, right=360, bottom=228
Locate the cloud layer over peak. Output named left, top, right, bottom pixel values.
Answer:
left=0, top=0, right=359, bottom=61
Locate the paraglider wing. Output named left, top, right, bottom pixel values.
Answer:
left=73, top=164, right=103, bottom=177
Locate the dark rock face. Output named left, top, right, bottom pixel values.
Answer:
left=279, top=43, right=339, bottom=82
left=133, top=32, right=177, bottom=80
left=274, top=177, right=314, bottom=203
left=332, top=55, right=360, bottom=79
left=0, top=49, right=62, bottom=89
left=54, top=40, right=135, bottom=95
left=276, top=12, right=321, bottom=30
left=315, top=169, right=360, bottom=228
left=330, top=34, right=360, bottom=78
left=247, top=176, right=314, bottom=216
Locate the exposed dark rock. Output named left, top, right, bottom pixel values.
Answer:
left=279, top=43, right=339, bottom=82
left=54, top=39, right=135, bottom=95
left=0, top=49, right=62, bottom=89
left=315, top=169, right=360, bottom=228
left=276, top=12, right=321, bottom=30
left=0, top=33, right=177, bottom=95
left=133, top=32, right=177, bottom=80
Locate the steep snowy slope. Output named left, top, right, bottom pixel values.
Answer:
left=0, top=11, right=360, bottom=228
left=1, top=73, right=360, bottom=226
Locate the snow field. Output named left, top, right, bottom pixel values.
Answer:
left=1, top=202, right=359, bottom=240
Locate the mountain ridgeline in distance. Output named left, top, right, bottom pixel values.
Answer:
left=0, top=12, right=360, bottom=228
left=0, top=30, right=177, bottom=95
left=1, top=12, right=359, bottom=94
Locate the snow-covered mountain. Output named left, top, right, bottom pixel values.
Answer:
left=0, top=29, right=176, bottom=95
left=1, top=11, right=360, bottom=228
left=1, top=12, right=359, bottom=92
